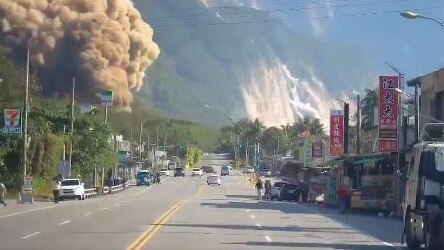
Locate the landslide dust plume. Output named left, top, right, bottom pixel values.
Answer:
left=0, top=0, right=159, bottom=110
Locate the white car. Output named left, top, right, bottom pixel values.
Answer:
left=191, top=168, right=203, bottom=176
left=271, top=181, right=288, bottom=199
left=59, top=179, right=85, bottom=200
left=207, top=175, right=221, bottom=185
left=160, top=168, right=169, bottom=176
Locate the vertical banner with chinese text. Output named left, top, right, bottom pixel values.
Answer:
left=378, top=76, right=399, bottom=153
left=330, top=110, right=344, bottom=157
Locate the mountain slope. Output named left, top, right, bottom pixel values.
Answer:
left=134, top=0, right=377, bottom=127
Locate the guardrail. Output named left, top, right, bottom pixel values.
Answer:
left=111, top=184, right=123, bottom=193
left=84, top=188, right=98, bottom=198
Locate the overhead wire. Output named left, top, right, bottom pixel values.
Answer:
left=151, top=5, right=444, bottom=29
left=148, top=0, right=423, bottom=20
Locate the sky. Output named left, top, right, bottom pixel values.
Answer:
left=252, top=0, right=444, bottom=85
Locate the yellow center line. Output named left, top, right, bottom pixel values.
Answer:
left=127, top=185, right=205, bottom=250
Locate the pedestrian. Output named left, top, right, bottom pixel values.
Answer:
left=301, top=182, right=309, bottom=203
left=264, top=180, right=272, bottom=200
left=337, top=184, right=348, bottom=214
left=0, top=180, right=7, bottom=207
left=255, top=178, right=263, bottom=200
left=52, top=177, right=61, bottom=204
left=156, top=172, right=161, bottom=185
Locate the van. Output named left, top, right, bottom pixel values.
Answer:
left=221, top=165, right=232, bottom=176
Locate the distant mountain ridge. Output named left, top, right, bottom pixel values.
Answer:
left=134, top=0, right=377, bottom=127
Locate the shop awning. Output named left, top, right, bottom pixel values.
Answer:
left=353, top=157, right=385, bottom=168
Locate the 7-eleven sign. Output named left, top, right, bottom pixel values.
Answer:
left=3, top=109, right=22, bottom=135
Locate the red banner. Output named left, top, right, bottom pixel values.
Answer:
left=330, top=110, right=344, bottom=156
left=378, top=76, right=399, bottom=153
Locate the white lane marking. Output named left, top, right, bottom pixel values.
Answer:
left=0, top=205, right=58, bottom=220
left=382, top=241, right=394, bottom=247
left=83, top=212, right=92, bottom=216
left=250, top=214, right=255, bottom=219
left=265, top=235, right=272, bottom=242
left=21, top=231, right=41, bottom=240
left=255, top=223, right=262, bottom=228
left=100, top=207, right=109, bottom=211
left=114, top=203, right=121, bottom=207
left=58, top=220, right=70, bottom=225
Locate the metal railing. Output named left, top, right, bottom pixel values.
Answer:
left=84, top=188, right=98, bottom=198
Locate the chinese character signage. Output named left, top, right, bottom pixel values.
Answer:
left=312, top=142, right=323, bottom=158
left=304, top=140, right=313, bottom=167
left=3, top=109, right=22, bottom=135
left=330, top=110, right=344, bottom=156
left=378, top=76, right=399, bottom=153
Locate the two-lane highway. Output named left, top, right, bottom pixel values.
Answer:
left=0, top=154, right=405, bottom=249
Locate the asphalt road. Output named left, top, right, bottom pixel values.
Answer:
left=0, top=154, right=405, bottom=249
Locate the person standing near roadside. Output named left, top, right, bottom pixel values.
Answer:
left=0, top=180, right=7, bottom=207
left=52, top=177, right=61, bottom=204
left=255, top=178, right=263, bottom=200
left=337, top=184, right=349, bottom=213
left=264, top=180, right=272, bottom=199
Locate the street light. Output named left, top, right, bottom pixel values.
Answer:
left=400, top=11, right=444, bottom=28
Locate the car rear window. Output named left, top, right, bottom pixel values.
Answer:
left=61, top=180, right=79, bottom=186
left=274, top=182, right=287, bottom=188
left=284, top=184, right=298, bottom=189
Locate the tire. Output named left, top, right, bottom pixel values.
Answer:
left=77, top=195, right=82, bottom=200
left=425, top=216, right=443, bottom=250
left=406, top=212, right=421, bottom=249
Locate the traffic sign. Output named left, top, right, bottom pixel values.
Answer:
left=100, top=90, right=113, bottom=107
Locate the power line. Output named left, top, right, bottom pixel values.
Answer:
left=148, top=0, right=422, bottom=20
left=152, top=5, right=444, bottom=29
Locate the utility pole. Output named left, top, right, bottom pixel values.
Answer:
left=147, top=133, right=150, bottom=158
left=139, top=122, right=143, bottom=159
left=62, top=125, right=66, bottom=161
left=68, top=77, right=75, bottom=178
left=356, top=94, right=361, bottom=154
left=245, top=139, right=249, bottom=165
left=414, top=84, right=420, bottom=143
left=23, top=46, right=30, bottom=182
left=344, top=102, right=350, bottom=154
left=163, top=134, right=167, bottom=152
left=156, top=128, right=159, bottom=151
left=277, top=134, right=280, bottom=155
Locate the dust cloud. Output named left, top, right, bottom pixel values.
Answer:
left=0, top=0, right=159, bottom=110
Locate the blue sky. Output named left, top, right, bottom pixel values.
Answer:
left=266, top=0, right=444, bottom=84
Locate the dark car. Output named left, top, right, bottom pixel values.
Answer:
left=201, top=166, right=217, bottom=174
left=174, top=167, right=185, bottom=177
left=279, top=184, right=300, bottom=201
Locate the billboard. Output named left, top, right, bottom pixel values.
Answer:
left=3, top=109, right=22, bottom=135
left=330, top=110, right=344, bottom=157
left=312, top=142, right=323, bottom=158
left=378, top=76, right=399, bottom=153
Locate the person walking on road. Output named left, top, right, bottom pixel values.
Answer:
left=0, top=180, right=7, bottom=207
left=264, top=180, right=272, bottom=200
left=337, top=184, right=349, bottom=214
left=255, top=178, right=263, bottom=200
left=156, top=172, right=161, bottom=185
left=52, top=177, right=61, bottom=204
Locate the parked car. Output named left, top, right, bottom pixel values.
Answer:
left=271, top=181, right=288, bottom=199
left=207, top=175, right=221, bottom=185
left=278, top=184, right=300, bottom=201
left=220, top=165, right=233, bottom=176
left=191, top=168, right=203, bottom=176
left=59, top=179, right=85, bottom=200
left=160, top=168, right=171, bottom=176
left=243, top=167, right=255, bottom=174
left=136, top=170, right=153, bottom=186
left=174, top=167, right=185, bottom=177
left=201, top=166, right=217, bottom=173
left=258, top=168, right=271, bottom=177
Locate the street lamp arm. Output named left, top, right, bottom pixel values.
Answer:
left=421, top=16, right=444, bottom=28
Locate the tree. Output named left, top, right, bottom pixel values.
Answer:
left=259, top=127, right=289, bottom=155
left=361, top=88, right=378, bottom=131
left=291, top=118, right=326, bottom=139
